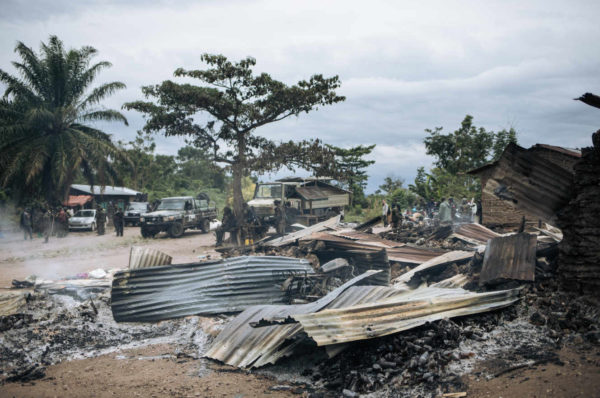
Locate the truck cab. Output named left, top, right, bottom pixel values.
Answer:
left=247, top=178, right=350, bottom=229
left=140, top=194, right=217, bottom=238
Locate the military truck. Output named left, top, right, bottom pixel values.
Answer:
left=247, top=178, right=350, bottom=231
left=140, top=194, right=217, bottom=238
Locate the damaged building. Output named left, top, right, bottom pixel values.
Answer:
left=468, top=143, right=580, bottom=228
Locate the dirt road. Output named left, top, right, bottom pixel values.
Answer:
left=0, top=226, right=219, bottom=287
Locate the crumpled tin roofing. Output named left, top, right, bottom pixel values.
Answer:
left=300, top=231, right=445, bottom=264
left=110, top=256, right=315, bottom=322
left=451, top=223, right=502, bottom=246
left=291, top=287, right=521, bottom=346
left=204, top=270, right=385, bottom=368
left=480, top=233, right=537, bottom=285
left=392, top=250, right=475, bottom=289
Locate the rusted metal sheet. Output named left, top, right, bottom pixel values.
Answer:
left=392, top=250, right=475, bottom=289
left=263, top=215, right=341, bottom=247
left=294, top=184, right=349, bottom=201
left=479, top=233, right=537, bottom=285
left=468, top=143, right=576, bottom=224
left=128, top=246, right=172, bottom=269
left=291, top=287, right=521, bottom=346
left=0, top=290, right=30, bottom=316
left=300, top=231, right=444, bottom=265
left=451, top=223, right=502, bottom=246
left=204, top=270, right=384, bottom=368
left=111, top=256, right=315, bottom=322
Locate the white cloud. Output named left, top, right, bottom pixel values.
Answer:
left=1, top=0, right=600, bottom=192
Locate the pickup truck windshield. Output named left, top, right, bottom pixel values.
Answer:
left=157, top=199, right=187, bottom=210
left=255, top=184, right=282, bottom=199
left=127, top=202, right=147, bottom=211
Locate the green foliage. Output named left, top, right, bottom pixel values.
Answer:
left=124, top=53, right=345, bottom=221
left=0, top=36, right=128, bottom=205
left=378, top=175, right=404, bottom=196
left=326, top=144, right=375, bottom=207
left=492, top=128, right=518, bottom=161
left=112, top=131, right=230, bottom=207
left=416, top=115, right=519, bottom=201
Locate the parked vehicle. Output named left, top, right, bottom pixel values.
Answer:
left=247, top=178, right=350, bottom=231
left=140, top=194, right=217, bottom=238
left=124, top=202, right=149, bottom=226
left=69, top=209, right=103, bottom=231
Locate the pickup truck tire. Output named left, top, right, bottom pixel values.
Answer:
left=141, top=226, right=153, bottom=238
left=201, top=219, right=210, bottom=233
left=168, top=222, right=184, bottom=238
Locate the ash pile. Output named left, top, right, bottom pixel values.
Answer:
left=2, top=219, right=599, bottom=397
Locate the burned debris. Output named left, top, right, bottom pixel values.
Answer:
left=2, top=188, right=599, bottom=397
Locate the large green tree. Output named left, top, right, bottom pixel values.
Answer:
left=416, top=115, right=518, bottom=200
left=327, top=144, right=375, bottom=207
left=0, top=36, right=128, bottom=204
left=125, top=54, right=345, bottom=223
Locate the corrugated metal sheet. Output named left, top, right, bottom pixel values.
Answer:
left=392, top=250, right=475, bottom=289
left=531, top=144, right=581, bottom=158
left=480, top=233, right=537, bottom=285
left=128, top=246, right=172, bottom=269
left=300, top=231, right=445, bottom=264
left=204, top=270, right=383, bottom=368
left=71, top=184, right=141, bottom=196
left=263, top=215, right=341, bottom=247
left=111, top=256, right=315, bottom=322
left=0, top=290, right=30, bottom=316
left=294, top=184, right=348, bottom=200
left=451, top=223, right=502, bottom=245
left=292, top=287, right=521, bottom=346
left=468, top=143, right=575, bottom=224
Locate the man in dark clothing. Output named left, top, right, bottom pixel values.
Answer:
left=96, top=206, right=106, bottom=235
left=42, top=209, right=52, bottom=243
left=216, top=206, right=236, bottom=246
left=391, top=204, right=401, bottom=229
left=20, top=209, right=33, bottom=240
left=113, top=208, right=124, bottom=237
left=57, top=208, right=68, bottom=237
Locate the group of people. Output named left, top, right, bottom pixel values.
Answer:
left=19, top=207, right=71, bottom=243
left=382, top=196, right=481, bottom=229
left=19, top=203, right=127, bottom=241
left=94, top=205, right=124, bottom=236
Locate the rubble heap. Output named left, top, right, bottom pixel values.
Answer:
left=558, top=130, right=600, bottom=294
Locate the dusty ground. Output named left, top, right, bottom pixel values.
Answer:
left=0, top=226, right=219, bottom=287
left=0, top=344, right=298, bottom=398
left=1, top=226, right=599, bottom=398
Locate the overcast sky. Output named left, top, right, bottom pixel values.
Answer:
left=2, top=0, right=599, bottom=192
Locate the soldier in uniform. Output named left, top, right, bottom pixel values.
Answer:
left=215, top=206, right=236, bottom=246
left=20, top=208, right=33, bottom=240
left=113, top=208, right=124, bottom=237
left=95, top=206, right=106, bottom=235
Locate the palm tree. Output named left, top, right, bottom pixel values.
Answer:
left=0, top=35, right=128, bottom=205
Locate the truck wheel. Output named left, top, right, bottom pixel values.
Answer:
left=168, top=222, right=184, bottom=238
left=201, top=219, right=210, bottom=233
left=141, top=226, right=151, bottom=238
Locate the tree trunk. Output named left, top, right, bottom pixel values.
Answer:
left=232, top=132, right=247, bottom=228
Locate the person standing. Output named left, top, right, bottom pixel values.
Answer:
left=95, top=206, right=106, bottom=235
left=439, top=198, right=452, bottom=225
left=216, top=206, right=236, bottom=246
left=382, top=199, right=389, bottom=227
left=57, top=208, right=68, bottom=237
left=42, top=208, right=52, bottom=243
left=113, top=208, right=124, bottom=237
left=20, top=208, right=33, bottom=240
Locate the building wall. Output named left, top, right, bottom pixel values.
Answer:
left=479, top=149, right=579, bottom=227
left=480, top=171, right=531, bottom=227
